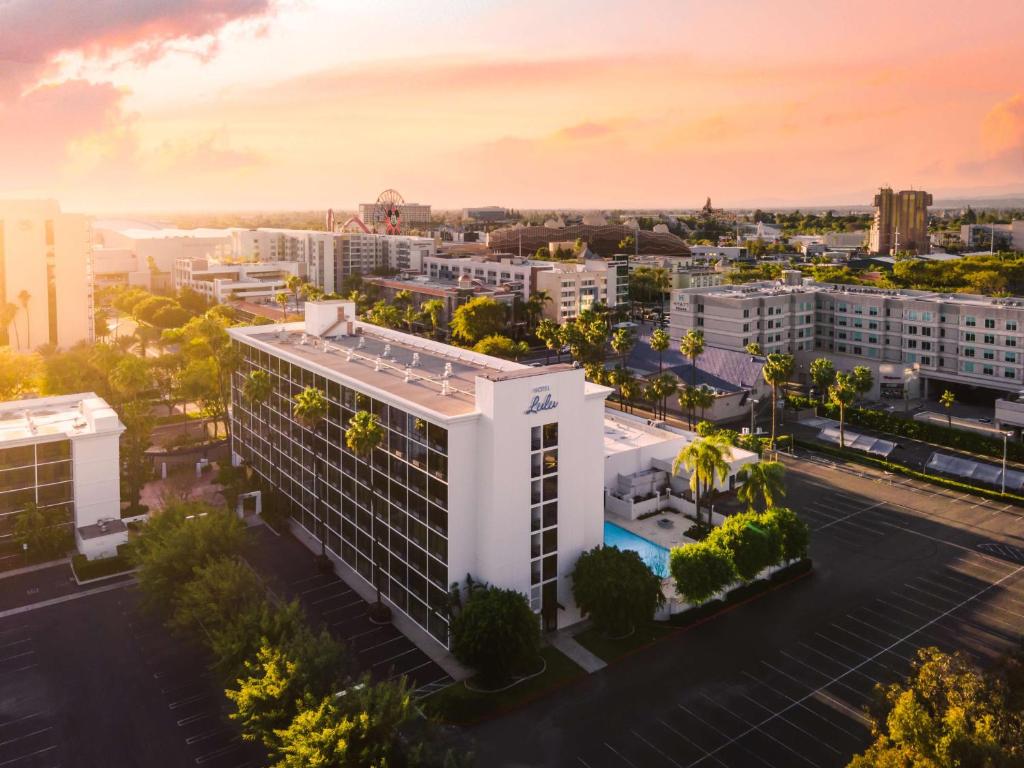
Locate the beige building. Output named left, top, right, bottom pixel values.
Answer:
left=535, top=260, right=626, bottom=321
left=1, top=199, right=92, bottom=350
left=869, top=187, right=932, bottom=255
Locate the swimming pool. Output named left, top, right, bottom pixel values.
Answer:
left=604, top=521, right=669, bottom=578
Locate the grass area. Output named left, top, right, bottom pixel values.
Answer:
left=574, top=622, right=675, bottom=663
left=423, top=645, right=584, bottom=725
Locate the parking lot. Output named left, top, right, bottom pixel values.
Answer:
left=473, top=452, right=1024, bottom=767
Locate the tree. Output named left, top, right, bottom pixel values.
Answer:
left=450, top=297, right=506, bottom=345
left=736, top=461, right=786, bottom=512
left=0, top=348, right=41, bottom=399
left=293, top=386, right=330, bottom=564
left=275, top=291, right=289, bottom=322
left=848, top=647, right=1024, bottom=768
left=669, top=542, right=736, bottom=605
left=535, top=318, right=560, bottom=364
left=522, top=291, right=551, bottom=331
left=650, top=328, right=670, bottom=374
left=763, top=507, right=809, bottom=562
left=940, top=389, right=956, bottom=427
left=17, top=289, right=31, bottom=349
left=14, top=502, right=70, bottom=559
left=619, top=372, right=642, bottom=414
left=450, top=583, right=540, bottom=687
left=131, top=503, right=247, bottom=614
left=120, top=400, right=155, bottom=513
left=1, top=301, right=20, bottom=349
left=165, top=314, right=239, bottom=441
left=850, top=365, right=874, bottom=401
left=745, top=341, right=762, bottom=356
left=762, top=353, right=794, bottom=449
left=610, top=327, right=634, bottom=372
left=169, top=556, right=266, bottom=642
left=420, top=299, right=444, bottom=338
left=650, top=372, right=678, bottom=421
left=809, top=358, right=836, bottom=403
left=672, top=433, right=732, bottom=527
left=678, top=384, right=699, bottom=428
left=110, top=355, right=153, bottom=402
left=93, top=307, right=111, bottom=340
left=679, top=330, right=705, bottom=391
left=693, top=385, right=715, bottom=423
left=365, top=300, right=401, bottom=329
left=473, top=334, right=527, bottom=360
left=285, top=274, right=303, bottom=311
left=243, top=369, right=273, bottom=413
left=345, top=410, right=389, bottom=619
left=828, top=372, right=858, bottom=449
left=572, top=546, right=664, bottom=636
left=713, top=511, right=782, bottom=581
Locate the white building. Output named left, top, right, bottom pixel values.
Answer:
left=359, top=202, right=432, bottom=229
left=960, top=223, right=1015, bottom=252
left=423, top=255, right=542, bottom=298
left=173, top=258, right=304, bottom=304
left=92, top=224, right=232, bottom=289
left=0, top=394, right=125, bottom=560
left=687, top=245, right=749, bottom=262
left=229, top=302, right=610, bottom=643
left=535, top=258, right=627, bottom=321
left=1, top=199, right=93, bottom=351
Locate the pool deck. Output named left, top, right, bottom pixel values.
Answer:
left=607, top=511, right=697, bottom=551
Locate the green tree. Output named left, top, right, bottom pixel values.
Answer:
left=275, top=291, right=289, bottom=322
left=850, top=365, right=874, bottom=401
left=650, top=372, right=678, bottom=421
left=473, top=334, right=528, bottom=360
left=14, top=502, right=70, bottom=559
left=345, top=410, right=389, bottom=618
left=535, top=318, right=561, bottom=364
left=693, top=385, right=715, bottom=423
left=1, top=301, right=20, bottom=348
left=110, top=355, right=153, bottom=402
left=610, top=327, right=634, bottom=371
left=763, top=507, right=809, bottom=562
left=449, top=297, right=507, bottom=345
left=650, top=328, right=670, bottom=374
left=17, top=289, right=31, bottom=349
left=713, top=511, right=782, bottom=581
left=679, top=329, right=705, bottom=392
left=120, top=400, right=155, bottom=513
left=243, top=369, right=273, bottom=413
left=450, top=583, right=540, bottom=687
left=164, top=314, right=239, bottom=441
left=0, top=348, right=41, bottom=399
left=829, top=372, right=858, bottom=449
left=420, top=299, right=444, bottom=338
left=672, top=433, right=732, bottom=526
left=940, top=389, right=955, bottom=427
left=669, top=542, right=736, bottom=605
left=736, top=461, right=786, bottom=512
left=572, top=546, right=665, bottom=636
left=169, top=556, right=266, bottom=642
left=678, top=384, right=699, bottom=428
left=762, top=353, right=794, bottom=449
left=744, top=341, right=762, bottom=356
left=522, top=290, right=551, bottom=331
left=365, top=300, right=402, bottom=329
left=809, top=357, right=836, bottom=403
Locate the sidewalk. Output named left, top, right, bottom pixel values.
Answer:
left=548, top=627, right=606, bottom=674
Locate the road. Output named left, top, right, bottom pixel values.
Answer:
left=471, top=451, right=1024, bottom=767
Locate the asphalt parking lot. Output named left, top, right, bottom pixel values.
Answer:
left=244, top=525, right=453, bottom=697
left=473, top=451, right=1024, bottom=768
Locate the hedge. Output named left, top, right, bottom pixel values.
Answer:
left=71, top=543, right=136, bottom=582
left=819, top=403, right=1024, bottom=463
left=793, top=438, right=1024, bottom=506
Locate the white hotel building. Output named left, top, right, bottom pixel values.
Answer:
left=0, top=394, right=125, bottom=560
left=229, top=302, right=755, bottom=646
left=670, top=279, right=1024, bottom=401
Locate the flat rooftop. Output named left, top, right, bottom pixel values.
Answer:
left=603, top=412, right=689, bottom=456
left=679, top=280, right=1024, bottom=308
left=232, top=322, right=574, bottom=418
left=0, top=393, right=123, bottom=447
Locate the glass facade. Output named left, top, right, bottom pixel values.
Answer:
left=0, top=439, right=73, bottom=538
left=529, top=422, right=559, bottom=630
left=230, top=341, right=451, bottom=645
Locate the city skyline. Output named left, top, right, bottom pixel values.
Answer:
left=1, top=0, right=1022, bottom=213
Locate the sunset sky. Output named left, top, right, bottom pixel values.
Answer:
left=2, top=0, right=1023, bottom=212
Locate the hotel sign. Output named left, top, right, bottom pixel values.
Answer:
left=524, top=385, right=558, bottom=415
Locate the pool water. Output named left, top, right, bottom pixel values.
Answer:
left=604, top=521, right=670, bottom=578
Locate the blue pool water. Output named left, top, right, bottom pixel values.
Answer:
left=604, top=521, right=670, bottom=578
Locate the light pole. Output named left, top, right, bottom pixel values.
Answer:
left=1002, top=431, right=1011, bottom=496
left=749, top=397, right=760, bottom=436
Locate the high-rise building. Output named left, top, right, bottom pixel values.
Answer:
left=359, top=202, right=432, bottom=229
left=0, top=200, right=92, bottom=350
left=869, top=187, right=932, bottom=255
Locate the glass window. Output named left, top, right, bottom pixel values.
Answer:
left=543, top=423, right=558, bottom=448
left=36, top=440, right=70, bottom=463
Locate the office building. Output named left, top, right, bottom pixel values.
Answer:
left=0, top=200, right=93, bottom=351
left=535, top=259, right=627, bottom=321
left=960, top=224, right=1014, bottom=252
left=229, top=302, right=610, bottom=643
left=93, top=223, right=232, bottom=291
left=359, top=202, right=432, bottom=229
left=463, top=207, right=510, bottom=222
left=173, top=258, right=304, bottom=304
left=0, top=394, right=125, bottom=560
left=671, top=280, right=1024, bottom=399
left=869, top=187, right=932, bottom=255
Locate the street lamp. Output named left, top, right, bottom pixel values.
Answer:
left=749, top=397, right=760, bottom=436
left=1002, top=431, right=1013, bottom=496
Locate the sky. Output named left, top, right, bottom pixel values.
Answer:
left=1, top=0, right=1023, bottom=213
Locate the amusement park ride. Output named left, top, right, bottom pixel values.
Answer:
left=374, top=188, right=404, bottom=234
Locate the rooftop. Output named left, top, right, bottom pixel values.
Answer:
left=603, top=412, right=690, bottom=455
left=629, top=340, right=765, bottom=393
left=0, top=393, right=124, bottom=447
left=230, top=321, right=574, bottom=418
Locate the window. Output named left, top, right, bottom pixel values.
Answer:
left=984, top=335, right=995, bottom=345
left=1007, top=320, right=1017, bottom=331
left=964, top=348, right=976, bottom=357
left=1006, top=369, right=1016, bottom=379
left=983, top=366, right=994, bottom=376
left=985, top=318, right=995, bottom=329
left=984, top=350, right=995, bottom=360
left=965, top=333, right=976, bottom=342
left=1007, top=352, right=1017, bottom=363
left=965, top=316, right=976, bottom=327
left=964, top=362, right=975, bottom=372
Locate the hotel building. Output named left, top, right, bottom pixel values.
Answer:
left=670, top=280, right=1024, bottom=400
left=0, top=394, right=125, bottom=560
left=228, top=302, right=609, bottom=646
left=535, top=259, right=628, bottom=322
left=359, top=202, right=432, bottom=229
left=869, top=187, right=932, bottom=256
left=173, top=258, right=305, bottom=305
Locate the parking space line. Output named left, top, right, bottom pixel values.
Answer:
left=361, top=634, right=405, bottom=653
left=811, top=632, right=898, bottom=674
left=0, top=638, right=31, bottom=652
left=760, top=661, right=869, bottom=721
left=194, top=738, right=241, bottom=765
left=324, top=597, right=367, bottom=617
left=345, top=625, right=385, bottom=643
left=290, top=573, right=327, bottom=587
left=186, top=728, right=230, bottom=745
left=773, top=654, right=874, bottom=703
left=630, top=729, right=685, bottom=768
left=177, top=713, right=213, bottom=727
left=389, top=659, right=435, bottom=681
left=682, top=565, right=1024, bottom=768
left=311, top=589, right=356, bottom=606
left=169, top=693, right=211, bottom=710
left=738, top=673, right=862, bottom=739
left=0, top=713, right=45, bottom=733
left=301, top=580, right=350, bottom=596
left=603, top=742, right=641, bottom=767
left=0, top=664, right=37, bottom=679
left=811, top=501, right=885, bottom=532
left=795, top=642, right=884, bottom=687
left=655, top=720, right=728, bottom=768
left=698, top=694, right=834, bottom=763
left=674, top=706, right=777, bottom=768
left=0, top=651, right=34, bottom=664
left=0, top=727, right=52, bottom=748
left=0, top=745, right=57, bottom=767
left=371, top=647, right=417, bottom=668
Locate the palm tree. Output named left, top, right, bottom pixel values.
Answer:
left=393, top=289, right=413, bottom=308
left=673, top=433, right=732, bottom=526
left=275, top=292, right=289, bottom=323
left=737, top=461, right=786, bottom=512
left=421, top=299, right=444, bottom=339
left=745, top=341, right=762, bottom=356
left=620, top=373, right=641, bottom=414
left=651, top=372, right=678, bottom=420
left=402, top=305, right=419, bottom=333
left=694, top=385, right=715, bottom=423
left=17, top=290, right=31, bottom=349
left=762, top=353, right=794, bottom=450
left=293, top=386, right=330, bottom=567
left=1, top=302, right=19, bottom=349
left=829, top=372, right=857, bottom=449
left=679, top=329, right=705, bottom=393
left=810, top=357, right=836, bottom=404
left=285, top=274, right=303, bottom=311
left=940, top=389, right=955, bottom=427
left=678, top=384, right=699, bottom=429
left=650, top=328, right=670, bottom=374
left=242, top=369, right=273, bottom=423
left=345, top=410, right=389, bottom=621
left=652, top=268, right=671, bottom=317
left=610, top=327, right=634, bottom=371
left=523, top=291, right=552, bottom=331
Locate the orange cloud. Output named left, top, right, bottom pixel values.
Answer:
left=983, top=94, right=1024, bottom=157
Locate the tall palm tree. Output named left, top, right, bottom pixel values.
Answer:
left=652, top=268, right=671, bottom=317
left=17, top=290, right=31, bottom=349
left=285, top=274, right=303, bottom=311
left=651, top=372, right=678, bottom=420
left=829, top=372, right=857, bottom=449
left=620, top=374, right=641, bottom=414
left=1, top=302, right=19, bottom=349
left=737, top=461, right=786, bottom=512
left=524, top=290, right=552, bottom=331
left=242, top=369, right=273, bottom=423
left=679, top=329, right=705, bottom=393
left=421, top=299, right=444, bottom=338
left=673, top=433, right=732, bottom=526
left=678, top=385, right=699, bottom=429
left=762, top=353, right=795, bottom=450
left=610, top=327, right=634, bottom=371
left=293, top=386, right=330, bottom=567
left=275, top=292, right=289, bottom=323
left=345, top=410, right=389, bottom=620
left=694, top=385, right=715, bottom=424
left=650, top=328, right=670, bottom=374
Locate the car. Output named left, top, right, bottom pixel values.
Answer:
left=978, top=417, right=992, bottom=423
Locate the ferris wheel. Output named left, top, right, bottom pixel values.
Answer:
left=374, top=189, right=404, bottom=235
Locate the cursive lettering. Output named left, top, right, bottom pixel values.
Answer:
left=524, top=394, right=558, bottom=415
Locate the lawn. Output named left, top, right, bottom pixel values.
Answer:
left=423, top=645, right=584, bottom=725
left=573, top=622, right=675, bottom=663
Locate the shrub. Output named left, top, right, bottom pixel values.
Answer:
left=572, top=546, right=665, bottom=636
left=712, top=511, right=783, bottom=581
left=450, top=583, right=540, bottom=687
left=763, top=507, right=810, bottom=562
left=669, top=542, right=736, bottom=604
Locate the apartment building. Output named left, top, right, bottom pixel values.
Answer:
left=359, top=202, right=432, bottom=229
left=423, top=255, right=543, bottom=298
left=535, top=259, right=627, bottom=321
left=1, top=199, right=93, bottom=350
left=0, top=394, right=125, bottom=559
left=869, top=187, right=932, bottom=255
left=173, top=258, right=304, bottom=304
left=228, top=302, right=609, bottom=644
left=670, top=281, right=1024, bottom=399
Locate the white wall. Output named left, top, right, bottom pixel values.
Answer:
left=71, top=430, right=122, bottom=528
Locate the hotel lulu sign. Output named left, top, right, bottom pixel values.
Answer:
left=524, top=385, right=558, bottom=415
